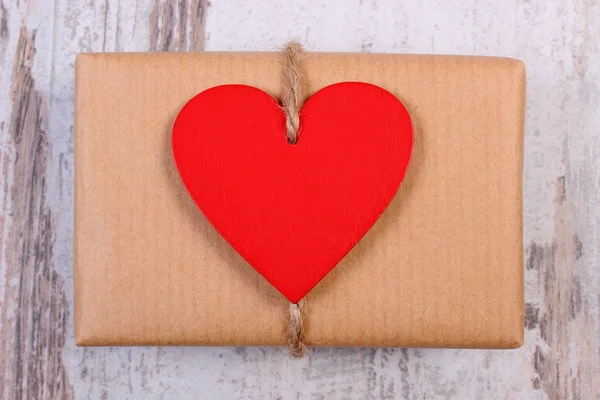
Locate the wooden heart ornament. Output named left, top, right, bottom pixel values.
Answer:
left=172, top=82, right=413, bottom=303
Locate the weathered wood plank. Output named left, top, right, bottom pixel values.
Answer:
left=150, top=0, right=207, bottom=51
left=0, top=0, right=598, bottom=399
left=0, top=22, right=72, bottom=400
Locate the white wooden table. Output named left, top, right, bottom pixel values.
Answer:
left=0, top=1, right=598, bottom=398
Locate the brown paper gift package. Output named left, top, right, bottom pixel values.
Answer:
left=74, top=52, right=525, bottom=348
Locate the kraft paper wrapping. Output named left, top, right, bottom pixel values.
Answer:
left=74, top=52, right=525, bottom=348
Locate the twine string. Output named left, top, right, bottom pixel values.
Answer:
left=281, top=41, right=304, bottom=144
left=281, top=41, right=308, bottom=358
left=287, top=299, right=307, bottom=358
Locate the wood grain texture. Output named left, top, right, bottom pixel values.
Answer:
left=0, top=23, right=72, bottom=400
left=0, top=0, right=598, bottom=399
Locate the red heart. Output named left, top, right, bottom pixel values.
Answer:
left=172, top=82, right=412, bottom=303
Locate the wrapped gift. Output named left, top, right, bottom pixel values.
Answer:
left=74, top=51, right=525, bottom=348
